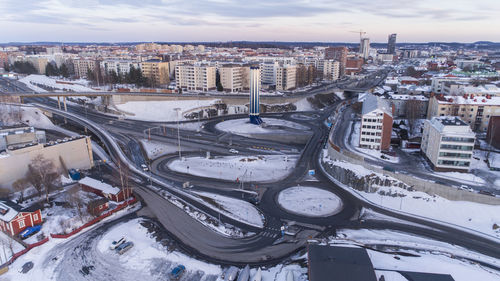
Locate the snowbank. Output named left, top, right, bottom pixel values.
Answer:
left=168, top=155, right=298, bottom=182
left=19, top=75, right=96, bottom=93
left=277, top=186, right=343, bottom=217
left=215, top=118, right=309, bottom=137
left=192, top=191, right=264, bottom=228
left=115, top=99, right=220, bottom=122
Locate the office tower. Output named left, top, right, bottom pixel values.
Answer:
left=387, top=33, right=397, bottom=54
left=360, top=37, right=370, bottom=60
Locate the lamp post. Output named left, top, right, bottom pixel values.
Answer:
left=174, top=108, right=182, bottom=159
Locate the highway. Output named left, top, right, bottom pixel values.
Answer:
left=3, top=72, right=499, bottom=268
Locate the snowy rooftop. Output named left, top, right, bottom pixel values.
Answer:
left=429, top=117, right=475, bottom=136
left=386, top=94, right=428, bottom=101
left=0, top=201, right=19, bottom=222
left=435, top=95, right=500, bottom=106
left=79, top=177, right=121, bottom=195
left=361, top=93, right=392, bottom=117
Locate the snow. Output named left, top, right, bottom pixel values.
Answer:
left=19, top=75, right=96, bottom=93
left=322, top=155, right=500, bottom=238
left=140, top=139, right=183, bottom=159
left=168, top=155, right=298, bottom=182
left=277, top=186, right=343, bottom=217
left=191, top=191, right=264, bottom=228
left=0, top=231, right=24, bottom=263
left=115, top=99, right=221, bottom=122
left=96, top=218, right=222, bottom=277
left=293, top=98, right=314, bottom=111
left=334, top=91, right=345, bottom=100
left=79, top=177, right=121, bottom=195
left=215, top=118, right=309, bottom=137
left=433, top=171, right=486, bottom=185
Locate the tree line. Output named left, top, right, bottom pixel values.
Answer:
left=86, top=65, right=151, bottom=87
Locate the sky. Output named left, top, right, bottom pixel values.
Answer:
left=0, top=0, right=499, bottom=43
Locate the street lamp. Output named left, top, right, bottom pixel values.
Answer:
left=174, top=107, right=182, bottom=159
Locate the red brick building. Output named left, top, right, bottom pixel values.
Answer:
left=0, top=201, right=43, bottom=236
left=79, top=177, right=133, bottom=202
left=345, top=57, right=364, bottom=75
left=325, top=46, right=348, bottom=75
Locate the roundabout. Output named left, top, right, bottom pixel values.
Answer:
left=277, top=186, right=343, bottom=217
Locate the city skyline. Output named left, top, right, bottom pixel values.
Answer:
left=1, top=0, right=499, bottom=43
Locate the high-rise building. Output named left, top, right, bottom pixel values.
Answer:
left=140, top=59, right=170, bottom=86
left=359, top=94, right=393, bottom=151
left=249, top=66, right=262, bottom=125
left=324, top=46, right=347, bottom=76
left=276, top=64, right=297, bottom=91
left=73, top=58, right=97, bottom=78
left=323, top=60, right=340, bottom=81
left=360, top=38, right=370, bottom=60
left=175, top=64, right=216, bottom=91
left=219, top=65, right=250, bottom=93
left=387, top=34, right=397, bottom=54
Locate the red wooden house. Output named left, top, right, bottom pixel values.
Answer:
left=0, top=200, right=43, bottom=236
left=79, top=177, right=133, bottom=202
left=87, top=198, right=109, bottom=216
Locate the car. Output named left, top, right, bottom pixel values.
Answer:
left=459, top=185, right=473, bottom=192
left=229, top=149, right=239, bottom=154
left=19, top=225, right=41, bottom=240
left=170, top=265, right=186, bottom=280
left=116, top=241, right=134, bottom=255
left=109, top=237, right=126, bottom=250
left=141, top=164, right=149, bottom=171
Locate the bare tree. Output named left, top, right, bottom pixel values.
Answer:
left=26, top=154, right=60, bottom=203
left=67, top=186, right=85, bottom=223
left=12, top=178, right=29, bottom=204
left=405, top=99, right=420, bottom=136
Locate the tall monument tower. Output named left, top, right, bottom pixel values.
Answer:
left=249, top=66, right=263, bottom=125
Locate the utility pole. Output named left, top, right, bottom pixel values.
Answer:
left=174, top=108, right=182, bottom=159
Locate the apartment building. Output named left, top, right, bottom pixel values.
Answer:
left=26, top=56, right=49, bottom=75
left=259, top=62, right=279, bottom=88
left=276, top=64, right=297, bottom=91
left=359, top=94, right=393, bottom=151
left=431, top=75, right=471, bottom=93
left=73, top=58, right=97, bottom=78
left=383, top=94, right=428, bottom=118
left=175, top=64, right=216, bottom=91
left=100, top=60, right=141, bottom=76
left=0, top=52, right=9, bottom=68
left=323, top=60, right=340, bottom=81
left=427, top=94, right=500, bottom=132
left=324, top=46, right=347, bottom=75
left=219, top=65, right=250, bottom=93
left=140, top=59, right=170, bottom=86
left=421, top=116, right=475, bottom=172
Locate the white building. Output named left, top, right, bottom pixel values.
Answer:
left=360, top=94, right=393, bottom=150
left=259, top=62, right=279, bottom=88
left=323, top=60, right=340, bottom=81
left=276, top=64, right=297, bottom=91
left=219, top=65, right=250, bottom=93
left=175, top=64, right=216, bottom=91
left=421, top=116, right=475, bottom=172
left=360, top=38, right=370, bottom=60
left=100, top=60, right=141, bottom=76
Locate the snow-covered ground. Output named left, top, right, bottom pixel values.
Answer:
left=0, top=104, right=59, bottom=131
left=348, top=121, right=399, bottom=163
left=294, top=98, right=314, bottom=111
left=168, top=155, right=298, bottom=182
left=433, top=171, right=486, bottom=185
left=115, top=100, right=220, bottom=122
left=334, top=229, right=500, bottom=281
left=277, top=186, right=343, bottom=217
left=215, top=118, right=309, bottom=137
left=192, top=191, right=264, bottom=228
left=0, top=231, right=25, bottom=264
left=140, top=139, right=191, bottom=160
left=323, top=155, right=500, bottom=238
left=19, top=75, right=96, bottom=93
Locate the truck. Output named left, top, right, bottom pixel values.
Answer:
left=19, top=225, right=41, bottom=239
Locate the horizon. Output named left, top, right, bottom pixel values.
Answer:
left=1, top=0, right=499, bottom=43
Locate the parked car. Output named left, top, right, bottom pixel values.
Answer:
left=141, top=164, right=149, bottom=171
left=170, top=265, right=186, bottom=280
left=109, top=237, right=126, bottom=250
left=19, top=225, right=41, bottom=240
left=229, top=149, right=239, bottom=154
left=116, top=241, right=134, bottom=255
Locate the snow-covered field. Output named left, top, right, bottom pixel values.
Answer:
left=215, top=118, right=309, bottom=137
left=168, top=155, right=298, bottom=182
left=277, top=186, right=343, bottom=217
left=323, top=155, right=500, bottom=238
left=434, top=171, right=486, bottom=185
left=140, top=139, right=192, bottom=160
left=19, top=75, right=95, bottom=93
left=0, top=104, right=59, bottom=131
left=334, top=229, right=500, bottom=281
left=115, top=100, right=220, bottom=122
left=192, top=191, right=264, bottom=228
left=294, top=98, right=314, bottom=111
left=0, top=231, right=25, bottom=264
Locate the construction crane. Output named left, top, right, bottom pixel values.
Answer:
left=349, top=29, right=367, bottom=41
